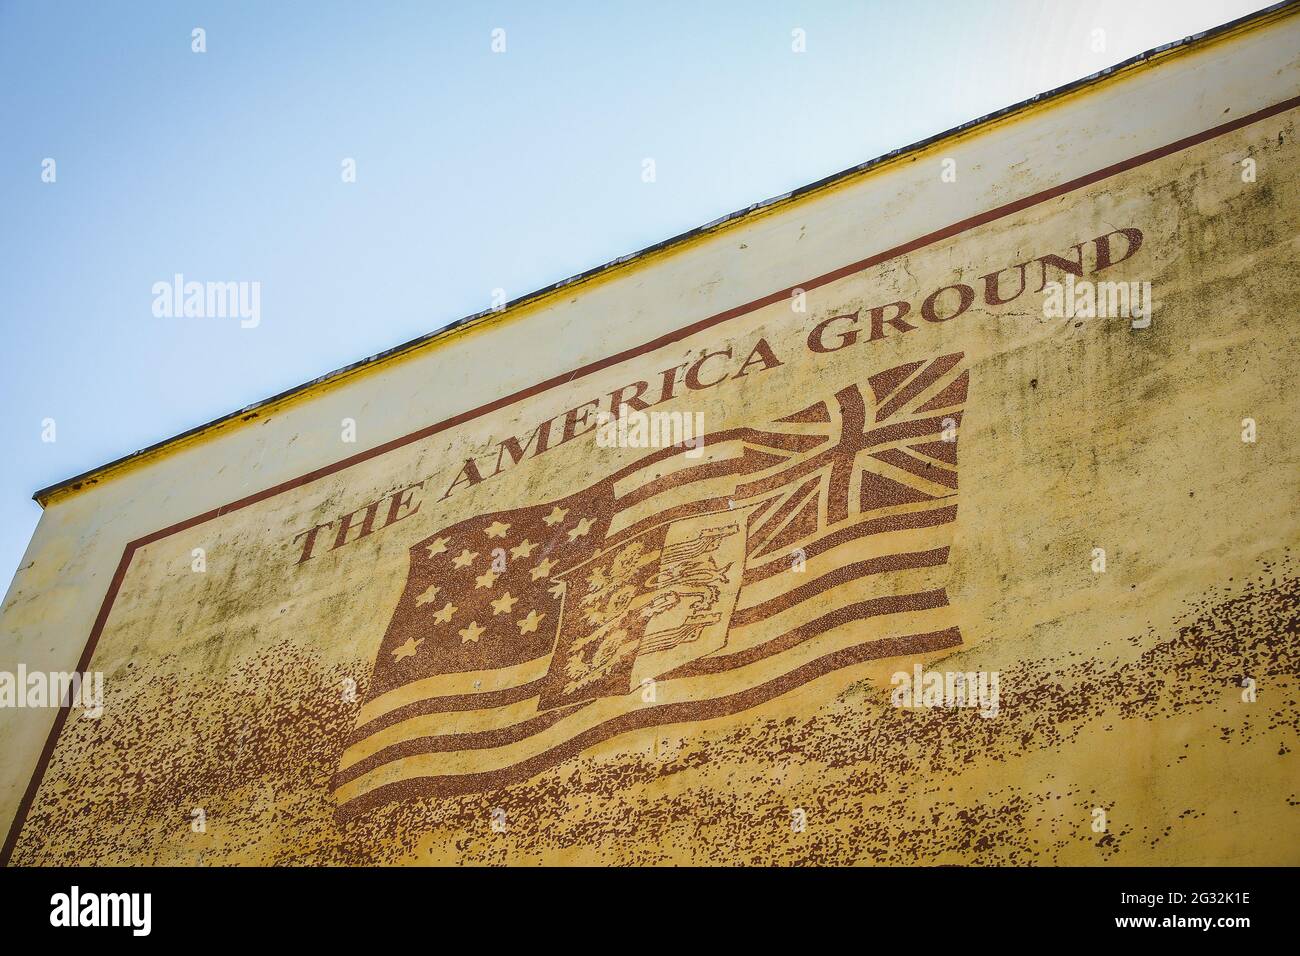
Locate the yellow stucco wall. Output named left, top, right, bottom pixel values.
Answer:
left=2, top=6, right=1298, bottom=865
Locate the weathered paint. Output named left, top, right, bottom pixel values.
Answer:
left=2, top=5, right=1298, bottom=865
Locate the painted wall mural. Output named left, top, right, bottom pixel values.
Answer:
left=4, top=93, right=1298, bottom=867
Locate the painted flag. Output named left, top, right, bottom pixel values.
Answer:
left=333, top=352, right=969, bottom=814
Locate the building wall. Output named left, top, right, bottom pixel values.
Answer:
left=2, top=6, right=1298, bottom=864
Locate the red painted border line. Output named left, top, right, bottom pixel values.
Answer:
left=4, top=93, right=1297, bottom=866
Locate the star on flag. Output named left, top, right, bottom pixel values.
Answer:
left=490, top=592, right=519, bottom=615
left=391, top=636, right=423, bottom=661
left=516, top=610, right=545, bottom=635
left=566, top=517, right=595, bottom=542
left=509, top=539, right=538, bottom=560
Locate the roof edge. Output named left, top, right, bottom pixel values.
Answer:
left=33, top=0, right=1299, bottom=508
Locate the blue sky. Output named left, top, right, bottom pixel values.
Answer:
left=0, top=0, right=1273, bottom=592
